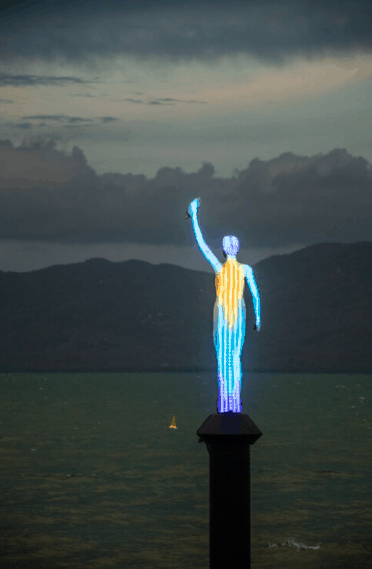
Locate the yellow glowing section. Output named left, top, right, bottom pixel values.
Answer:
left=215, top=259, right=245, bottom=329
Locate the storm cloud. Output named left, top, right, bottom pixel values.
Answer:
left=0, top=136, right=371, bottom=249
left=0, top=0, right=371, bottom=271
left=1, top=0, right=371, bottom=68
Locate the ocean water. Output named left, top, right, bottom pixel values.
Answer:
left=0, top=371, right=371, bottom=569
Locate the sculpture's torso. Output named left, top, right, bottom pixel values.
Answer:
left=214, top=259, right=246, bottom=330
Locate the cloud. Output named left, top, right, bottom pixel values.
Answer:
left=1, top=0, right=371, bottom=69
left=0, top=70, right=209, bottom=113
left=0, top=135, right=371, bottom=248
left=0, top=72, right=102, bottom=88
left=123, top=96, right=207, bottom=105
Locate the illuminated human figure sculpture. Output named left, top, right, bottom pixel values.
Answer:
left=186, top=197, right=261, bottom=414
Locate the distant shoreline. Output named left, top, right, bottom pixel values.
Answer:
left=1, top=243, right=372, bottom=374
left=0, top=367, right=371, bottom=374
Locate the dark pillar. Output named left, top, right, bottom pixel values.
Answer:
left=197, top=411, right=262, bottom=569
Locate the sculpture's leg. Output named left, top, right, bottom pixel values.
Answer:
left=214, top=329, right=226, bottom=413
left=230, top=304, right=245, bottom=413
left=226, top=326, right=238, bottom=413
left=232, top=352, right=242, bottom=413
left=225, top=324, right=234, bottom=411
left=215, top=304, right=246, bottom=413
left=214, top=304, right=223, bottom=413
left=216, top=318, right=241, bottom=413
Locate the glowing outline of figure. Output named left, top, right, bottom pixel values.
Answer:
left=186, top=198, right=261, bottom=414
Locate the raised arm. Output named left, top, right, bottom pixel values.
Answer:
left=187, top=198, right=222, bottom=273
left=244, top=265, right=261, bottom=331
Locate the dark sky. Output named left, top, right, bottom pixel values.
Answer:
left=0, top=0, right=371, bottom=272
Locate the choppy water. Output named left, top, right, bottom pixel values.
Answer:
left=0, top=371, right=371, bottom=568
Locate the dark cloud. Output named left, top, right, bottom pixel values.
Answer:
left=0, top=73, right=103, bottom=88
left=0, top=106, right=125, bottom=133
left=123, top=97, right=207, bottom=105
left=0, top=70, right=208, bottom=113
left=0, top=0, right=371, bottom=68
left=0, top=136, right=371, bottom=249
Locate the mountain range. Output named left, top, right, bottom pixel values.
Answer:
left=0, top=241, right=371, bottom=373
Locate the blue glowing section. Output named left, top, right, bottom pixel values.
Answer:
left=244, top=265, right=261, bottom=329
left=187, top=198, right=261, bottom=414
left=190, top=211, right=222, bottom=273
left=222, top=235, right=239, bottom=256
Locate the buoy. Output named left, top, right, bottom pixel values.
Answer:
left=169, top=412, right=178, bottom=429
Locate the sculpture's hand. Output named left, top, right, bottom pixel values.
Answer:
left=186, top=197, right=200, bottom=219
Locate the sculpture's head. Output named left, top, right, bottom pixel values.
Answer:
left=222, top=235, right=239, bottom=258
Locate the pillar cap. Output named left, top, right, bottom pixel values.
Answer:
left=197, top=413, right=262, bottom=445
